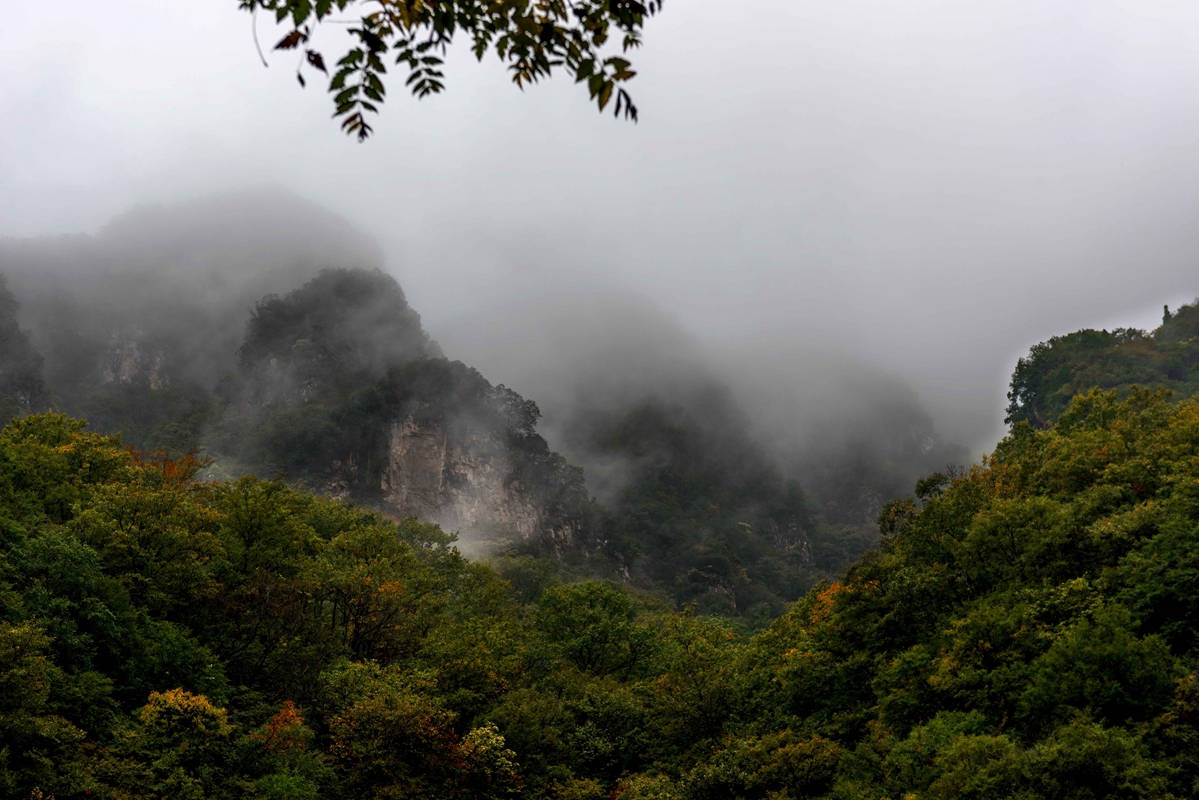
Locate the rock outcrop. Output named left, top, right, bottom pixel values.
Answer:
left=100, top=334, right=168, bottom=389
left=379, top=417, right=568, bottom=546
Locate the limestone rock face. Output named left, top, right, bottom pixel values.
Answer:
left=380, top=417, right=547, bottom=544
left=101, top=334, right=168, bottom=389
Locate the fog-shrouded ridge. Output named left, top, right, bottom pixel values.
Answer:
left=0, top=189, right=963, bottom=537
left=0, top=187, right=384, bottom=397
left=433, top=275, right=970, bottom=526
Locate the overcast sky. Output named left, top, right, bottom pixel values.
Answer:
left=5, top=0, right=1199, bottom=453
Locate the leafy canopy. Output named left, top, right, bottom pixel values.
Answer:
left=1007, top=299, right=1199, bottom=428
left=240, top=0, right=663, bottom=140
left=5, top=388, right=1199, bottom=797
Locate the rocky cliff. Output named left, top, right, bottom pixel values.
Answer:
left=379, top=417, right=572, bottom=547
left=99, top=334, right=168, bottom=389
left=214, top=272, right=595, bottom=554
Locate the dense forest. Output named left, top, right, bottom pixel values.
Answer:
left=3, top=385, right=1199, bottom=798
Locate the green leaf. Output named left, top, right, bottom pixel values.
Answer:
left=291, top=0, right=312, bottom=26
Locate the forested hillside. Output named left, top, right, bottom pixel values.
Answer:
left=3, top=384, right=1198, bottom=798
left=1007, top=300, right=1199, bottom=426
left=545, top=394, right=850, bottom=622
left=209, top=266, right=441, bottom=477
left=9, top=0, right=1198, bottom=794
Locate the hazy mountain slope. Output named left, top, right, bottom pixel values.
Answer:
left=0, top=188, right=382, bottom=448
left=0, top=275, right=49, bottom=425
left=577, top=396, right=820, bottom=618
left=0, top=193, right=950, bottom=616
left=437, top=285, right=968, bottom=518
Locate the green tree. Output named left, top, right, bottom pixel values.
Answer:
left=684, top=730, right=842, bottom=800
left=324, top=663, right=467, bottom=799
left=0, top=621, right=89, bottom=798
left=535, top=581, right=657, bottom=679
left=104, top=688, right=234, bottom=800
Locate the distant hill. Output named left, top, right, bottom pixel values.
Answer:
left=0, top=192, right=891, bottom=619
left=0, top=188, right=382, bottom=394
left=1007, top=300, right=1199, bottom=427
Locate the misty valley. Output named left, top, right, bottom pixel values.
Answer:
left=1, top=192, right=1198, bottom=800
